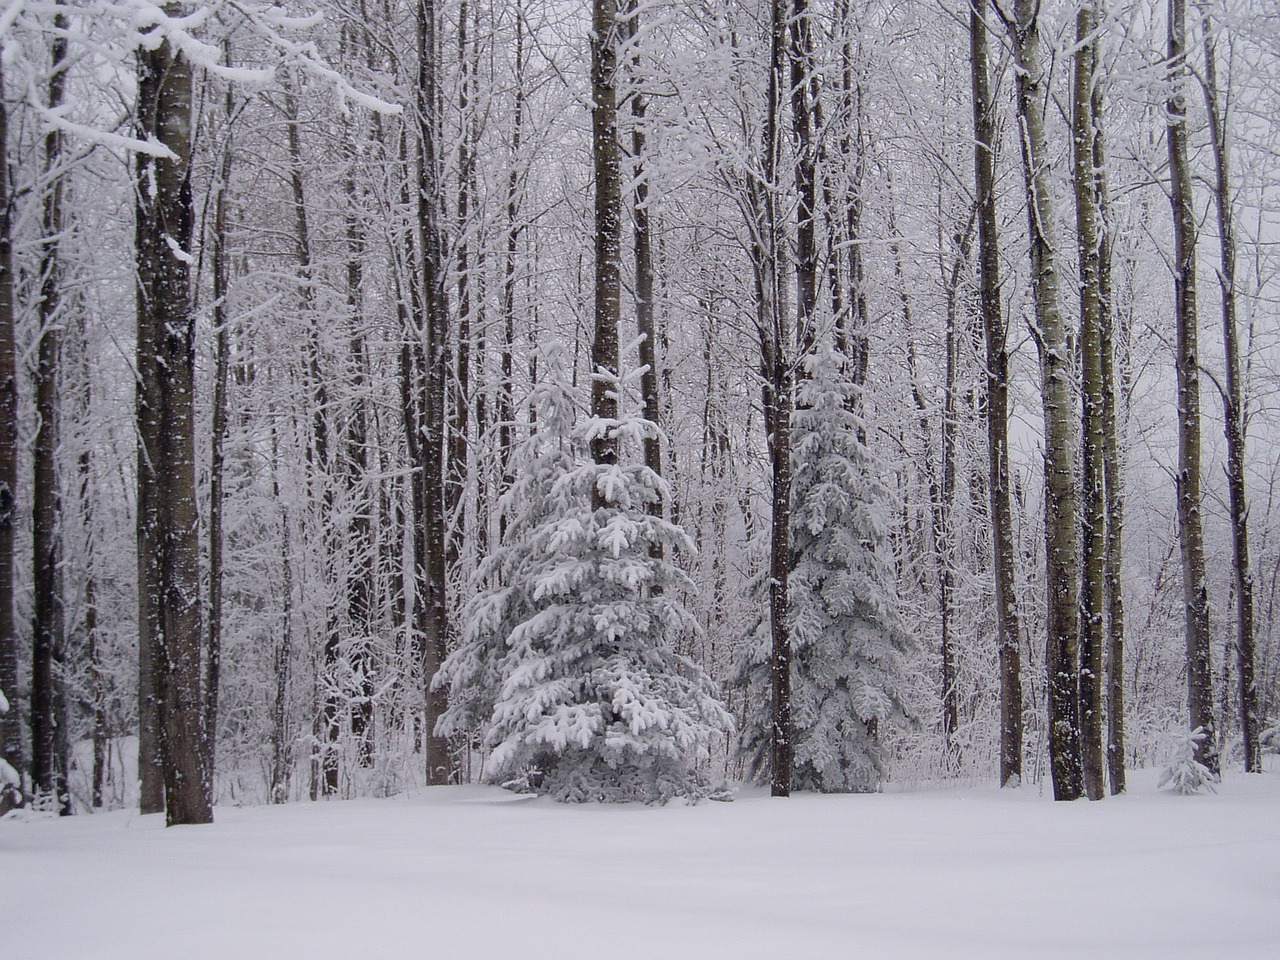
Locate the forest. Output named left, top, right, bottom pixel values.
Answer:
left=0, top=0, right=1277, bottom=824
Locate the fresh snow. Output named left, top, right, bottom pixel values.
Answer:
left=2, top=768, right=1277, bottom=959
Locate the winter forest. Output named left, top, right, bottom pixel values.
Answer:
left=1, top=0, right=1279, bottom=839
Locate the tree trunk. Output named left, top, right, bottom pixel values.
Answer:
left=1094, top=85, right=1127, bottom=795
left=205, top=63, right=233, bottom=790
left=0, top=51, right=23, bottom=799
left=136, top=17, right=212, bottom=825
left=1073, top=0, right=1106, bottom=801
left=32, top=6, right=70, bottom=813
left=1198, top=0, right=1258, bottom=773
left=788, top=0, right=820, bottom=360
left=1004, top=0, right=1083, bottom=800
left=270, top=427, right=293, bottom=803
left=417, top=0, right=452, bottom=785
left=761, top=0, right=792, bottom=798
left=971, top=0, right=1023, bottom=788
left=499, top=2, right=526, bottom=536
left=1167, top=0, right=1217, bottom=775
left=590, top=0, right=623, bottom=473
left=624, top=1, right=662, bottom=502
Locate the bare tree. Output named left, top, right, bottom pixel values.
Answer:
left=1094, top=82, right=1127, bottom=795
left=759, top=0, right=793, bottom=798
left=0, top=50, right=21, bottom=800
left=1197, top=0, right=1259, bottom=773
left=970, top=0, right=1023, bottom=788
left=1167, top=0, right=1217, bottom=775
left=1073, top=0, right=1107, bottom=801
left=31, top=1, right=70, bottom=814
left=996, top=0, right=1084, bottom=800
left=135, top=14, right=212, bottom=825
left=417, top=0, right=452, bottom=785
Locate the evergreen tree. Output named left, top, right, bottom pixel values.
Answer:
left=436, top=364, right=731, bottom=802
left=737, top=350, right=915, bottom=792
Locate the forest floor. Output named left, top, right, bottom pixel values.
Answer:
left=1, top=764, right=1277, bottom=959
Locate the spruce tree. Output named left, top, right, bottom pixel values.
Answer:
left=737, top=350, right=915, bottom=792
left=436, top=364, right=731, bottom=802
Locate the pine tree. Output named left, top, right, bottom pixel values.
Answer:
left=737, top=350, right=915, bottom=793
left=436, top=364, right=731, bottom=802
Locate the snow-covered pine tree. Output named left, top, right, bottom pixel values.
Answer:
left=736, top=348, right=915, bottom=792
left=435, top=361, right=732, bottom=802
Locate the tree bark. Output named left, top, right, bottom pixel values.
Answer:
left=32, top=6, right=70, bottom=813
left=1094, top=84, right=1127, bottom=795
left=1198, top=0, right=1258, bottom=773
left=136, top=15, right=212, bottom=825
left=205, top=61, right=233, bottom=791
left=499, top=2, right=526, bottom=537
left=971, top=0, right=1023, bottom=788
left=624, top=1, right=662, bottom=503
left=1073, top=0, right=1106, bottom=801
left=1003, top=0, right=1083, bottom=800
left=0, top=50, right=23, bottom=801
left=760, top=0, right=792, bottom=798
left=417, top=0, right=452, bottom=785
left=270, top=427, right=293, bottom=803
left=590, top=0, right=623, bottom=473
left=1167, top=0, right=1217, bottom=775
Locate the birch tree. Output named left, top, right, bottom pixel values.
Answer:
left=1167, top=0, right=1217, bottom=776
left=996, top=0, right=1084, bottom=800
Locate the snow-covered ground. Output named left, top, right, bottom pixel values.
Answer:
left=3, top=767, right=1277, bottom=959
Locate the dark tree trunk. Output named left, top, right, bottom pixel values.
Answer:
left=32, top=6, right=70, bottom=813
left=788, top=0, right=819, bottom=365
left=1167, top=0, right=1217, bottom=775
left=417, top=0, right=452, bottom=785
left=135, top=18, right=212, bottom=825
left=205, top=64, right=233, bottom=791
left=270, top=428, right=293, bottom=803
left=624, top=1, right=662, bottom=503
left=761, top=0, right=792, bottom=798
left=970, top=0, right=1023, bottom=788
left=590, top=0, right=622, bottom=473
left=0, top=52, right=23, bottom=800
left=1094, top=84, right=1127, bottom=795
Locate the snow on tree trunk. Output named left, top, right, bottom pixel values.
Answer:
left=970, top=0, right=1023, bottom=789
left=1167, top=0, right=1218, bottom=777
left=1004, top=0, right=1084, bottom=801
left=135, top=15, right=212, bottom=826
left=1073, top=0, right=1107, bottom=802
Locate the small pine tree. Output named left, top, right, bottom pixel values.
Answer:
left=436, top=364, right=731, bottom=802
left=1158, top=727, right=1219, bottom=795
left=736, top=349, right=916, bottom=792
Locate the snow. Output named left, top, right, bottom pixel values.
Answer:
left=2, top=768, right=1277, bottom=959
